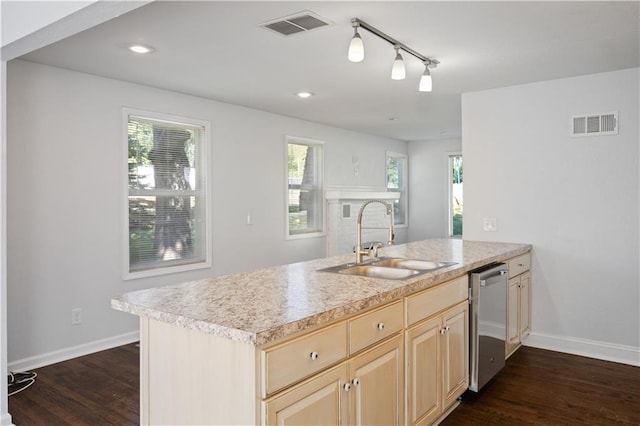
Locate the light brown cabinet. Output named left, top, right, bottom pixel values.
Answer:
left=406, top=301, right=469, bottom=426
left=264, top=333, right=403, bottom=425
left=347, top=334, right=404, bottom=425
left=441, top=302, right=469, bottom=409
left=506, top=253, right=531, bottom=358
left=264, top=364, right=349, bottom=425
left=263, top=301, right=404, bottom=425
left=262, top=322, right=348, bottom=397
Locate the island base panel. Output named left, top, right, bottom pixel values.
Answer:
left=141, top=317, right=257, bottom=425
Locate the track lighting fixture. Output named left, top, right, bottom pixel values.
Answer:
left=348, top=22, right=365, bottom=62
left=391, top=46, right=405, bottom=80
left=347, top=18, right=439, bottom=92
left=419, top=61, right=433, bottom=92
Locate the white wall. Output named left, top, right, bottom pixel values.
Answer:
left=1, top=3, right=150, bottom=424
left=408, top=138, right=461, bottom=240
left=0, top=58, right=10, bottom=426
left=6, top=59, right=406, bottom=366
left=462, top=68, right=640, bottom=365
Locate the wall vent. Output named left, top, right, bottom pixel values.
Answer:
left=571, top=111, right=618, bottom=137
left=261, top=11, right=331, bottom=36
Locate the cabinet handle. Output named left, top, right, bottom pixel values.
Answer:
left=440, top=326, right=450, bottom=335
left=310, top=351, right=319, bottom=361
left=377, top=322, right=385, bottom=331
left=343, top=383, right=351, bottom=392
left=518, top=263, right=524, bottom=267
left=352, top=378, right=360, bottom=386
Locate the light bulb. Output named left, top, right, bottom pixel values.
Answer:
left=391, top=48, right=405, bottom=80
left=419, top=65, right=432, bottom=92
left=348, top=29, right=364, bottom=62
left=128, top=44, right=154, bottom=54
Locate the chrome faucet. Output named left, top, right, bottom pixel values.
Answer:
left=355, top=200, right=395, bottom=264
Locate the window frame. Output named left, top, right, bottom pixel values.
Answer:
left=386, top=151, right=408, bottom=227
left=285, top=135, right=325, bottom=240
left=448, top=152, right=463, bottom=238
left=123, top=108, right=212, bottom=280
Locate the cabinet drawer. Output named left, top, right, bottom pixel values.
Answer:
left=405, top=276, right=468, bottom=326
left=349, top=301, right=403, bottom=354
left=262, top=322, right=347, bottom=397
left=508, top=253, right=531, bottom=277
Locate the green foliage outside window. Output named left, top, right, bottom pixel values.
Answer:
left=451, top=155, right=463, bottom=236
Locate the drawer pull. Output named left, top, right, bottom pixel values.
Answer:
left=343, top=383, right=351, bottom=392
left=377, top=322, right=385, bottom=331
left=310, top=351, right=319, bottom=361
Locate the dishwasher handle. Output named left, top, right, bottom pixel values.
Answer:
left=479, top=269, right=508, bottom=287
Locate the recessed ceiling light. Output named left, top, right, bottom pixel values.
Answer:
left=127, top=44, right=155, bottom=54
left=296, top=92, right=314, bottom=98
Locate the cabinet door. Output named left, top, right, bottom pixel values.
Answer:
left=441, top=301, right=469, bottom=408
left=349, top=335, right=404, bottom=426
left=264, top=364, right=348, bottom=425
left=506, top=276, right=520, bottom=357
left=519, top=271, right=531, bottom=338
left=406, top=316, right=441, bottom=426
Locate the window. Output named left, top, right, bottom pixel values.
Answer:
left=449, top=154, right=463, bottom=237
left=386, top=152, right=408, bottom=226
left=126, top=110, right=209, bottom=278
left=286, top=137, right=324, bottom=238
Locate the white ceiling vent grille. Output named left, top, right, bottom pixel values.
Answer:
left=261, top=11, right=331, bottom=36
left=571, top=111, right=618, bottom=137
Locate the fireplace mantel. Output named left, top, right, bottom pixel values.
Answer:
left=325, top=189, right=400, bottom=256
left=325, top=190, right=400, bottom=201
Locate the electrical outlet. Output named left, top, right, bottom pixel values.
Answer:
left=71, top=308, right=82, bottom=325
left=483, top=217, right=498, bottom=232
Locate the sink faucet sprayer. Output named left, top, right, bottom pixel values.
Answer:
left=355, top=199, right=395, bottom=264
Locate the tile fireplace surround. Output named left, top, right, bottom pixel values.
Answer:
left=325, top=188, right=400, bottom=256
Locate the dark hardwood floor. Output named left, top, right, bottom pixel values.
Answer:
left=7, top=343, right=640, bottom=425
left=8, top=343, right=139, bottom=425
left=442, top=347, right=640, bottom=426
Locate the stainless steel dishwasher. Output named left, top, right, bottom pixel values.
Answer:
left=469, top=262, right=508, bottom=392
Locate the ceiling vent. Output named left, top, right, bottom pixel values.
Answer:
left=261, top=11, right=331, bottom=36
left=571, top=111, right=618, bottom=137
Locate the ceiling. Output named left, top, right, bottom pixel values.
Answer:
left=18, top=1, right=640, bottom=141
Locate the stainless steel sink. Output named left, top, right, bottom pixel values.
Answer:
left=372, top=258, right=457, bottom=271
left=318, top=257, right=458, bottom=280
left=337, top=265, right=420, bottom=280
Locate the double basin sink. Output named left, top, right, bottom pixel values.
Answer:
left=318, top=257, right=458, bottom=280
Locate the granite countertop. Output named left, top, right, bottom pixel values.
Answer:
left=112, top=238, right=531, bottom=346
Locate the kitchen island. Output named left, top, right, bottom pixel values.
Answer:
left=112, top=238, right=531, bottom=425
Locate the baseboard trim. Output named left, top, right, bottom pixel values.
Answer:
left=8, top=331, right=139, bottom=373
left=0, top=412, right=12, bottom=426
left=524, top=331, right=640, bottom=367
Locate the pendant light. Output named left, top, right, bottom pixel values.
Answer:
left=391, top=46, right=406, bottom=80
left=348, top=24, right=364, bottom=62
left=419, top=62, right=432, bottom=92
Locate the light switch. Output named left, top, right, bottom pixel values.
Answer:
left=483, top=217, right=497, bottom=232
